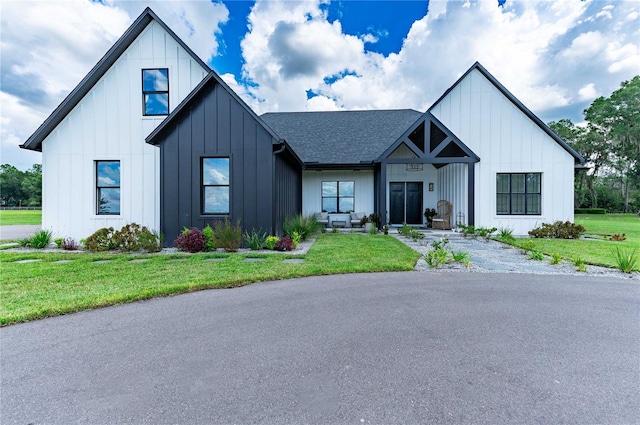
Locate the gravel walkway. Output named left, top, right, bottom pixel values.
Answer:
left=393, top=230, right=640, bottom=281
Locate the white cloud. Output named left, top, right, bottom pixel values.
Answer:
left=578, top=83, right=599, bottom=101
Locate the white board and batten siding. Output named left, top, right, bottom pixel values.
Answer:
left=41, top=21, right=208, bottom=241
left=430, top=68, right=575, bottom=235
left=302, top=170, right=375, bottom=216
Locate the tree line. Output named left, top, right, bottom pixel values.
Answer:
left=0, top=164, right=42, bottom=207
left=550, top=75, right=639, bottom=213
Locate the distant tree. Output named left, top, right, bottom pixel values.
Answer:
left=0, top=164, right=42, bottom=207
left=584, top=76, right=640, bottom=212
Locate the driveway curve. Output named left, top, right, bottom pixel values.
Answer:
left=2, top=272, right=638, bottom=424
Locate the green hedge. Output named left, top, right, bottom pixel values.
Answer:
left=575, top=208, right=606, bottom=214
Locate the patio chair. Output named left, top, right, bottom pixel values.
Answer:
left=314, top=212, right=329, bottom=228
left=350, top=212, right=365, bottom=227
left=431, top=200, right=452, bottom=230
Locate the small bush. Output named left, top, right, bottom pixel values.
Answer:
left=113, top=223, right=162, bottom=252
left=451, top=250, right=469, bottom=263
left=62, top=237, right=80, bottom=251
left=369, top=225, right=379, bottom=235
left=18, top=238, right=30, bottom=247
left=528, top=221, right=585, bottom=239
left=574, top=208, right=606, bottom=214
left=519, top=240, right=536, bottom=254
left=431, top=237, right=450, bottom=251
left=283, top=214, right=319, bottom=241
left=202, top=225, right=216, bottom=252
left=243, top=229, right=268, bottom=250
left=28, top=229, right=53, bottom=249
left=399, top=223, right=413, bottom=237
left=174, top=227, right=206, bottom=253
left=54, top=238, right=64, bottom=248
left=265, top=236, right=279, bottom=250
left=610, top=247, right=638, bottom=273
left=549, top=252, right=562, bottom=265
left=476, top=227, right=497, bottom=240
left=425, top=248, right=449, bottom=268
left=409, top=229, right=423, bottom=240
left=610, top=233, right=626, bottom=242
left=211, top=219, right=243, bottom=252
left=85, top=227, right=119, bottom=252
left=274, top=236, right=294, bottom=251
left=498, top=228, right=514, bottom=240
left=331, top=226, right=339, bottom=233
left=291, top=231, right=301, bottom=248
left=528, top=251, right=545, bottom=261
left=573, top=257, right=587, bottom=272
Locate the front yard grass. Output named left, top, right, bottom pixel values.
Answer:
left=0, top=233, right=419, bottom=326
left=0, top=209, right=42, bottom=226
left=508, top=214, right=639, bottom=270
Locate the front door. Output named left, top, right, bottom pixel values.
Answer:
left=390, top=182, right=423, bottom=225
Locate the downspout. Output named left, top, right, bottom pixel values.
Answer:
left=272, top=140, right=287, bottom=235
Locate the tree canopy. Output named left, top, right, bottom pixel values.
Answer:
left=0, top=164, right=42, bottom=207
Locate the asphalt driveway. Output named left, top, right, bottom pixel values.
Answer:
left=2, top=272, right=638, bottom=424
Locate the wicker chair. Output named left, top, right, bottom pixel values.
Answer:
left=431, top=200, right=452, bottom=230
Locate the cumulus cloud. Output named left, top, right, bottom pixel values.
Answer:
left=0, top=0, right=228, bottom=169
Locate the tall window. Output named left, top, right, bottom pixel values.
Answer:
left=96, top=161, right=120, bottom=215
left=497, top=173, right=541, bottom=215
left=203, top=158, right=230, bottom=214
left=142, top=69, right=169, bottom=115
left=322, top=181, right=354, bottom=213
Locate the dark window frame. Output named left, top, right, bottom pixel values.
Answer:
left=321, top=181, right=355, bottom=213
left=496, top=172, right=541, bottom=215
left=201, top=157, right=230, bottom=215
left=142, top=68, right=169, bottom=116
left=96, top=160, right=121, bottom=215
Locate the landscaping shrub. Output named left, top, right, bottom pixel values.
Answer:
left=243, top=229, right=268, bottom=250
left=528, top=251, right=545, bottom=261
left=174, top=227, right=206, bottom=253
left=27, top=229, right=53, bottom=249
left=202, top=225, right=216, bottom=252
left=62, top=237, right=80, bottom=251
left=528, top=221, right=586, bottom=239
left=85, top=227, right=119, bottom=252
left=54, top=238, right=64, bottom=248
left=399, top=223, right=414, bottom=237
left=610, top=233, right=626, bottom=241
left=113, top=223, right=162, bottom=252
left=549, top=252, right=562, bottom=265
left=212, top=219, right=242, bottom=252
left=265, top=236, right=279, bottom=250
left=574, top=208, right=606, bottom=214
left=274, top=236, right=294, bottom=251
left=283, top=214, right=319, bottom=241
left=291, top=231, right=301, bottom=248
left=610, top=247, right=638, bottom=273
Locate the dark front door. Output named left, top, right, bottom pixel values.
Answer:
left=389, top=182, right=423, bottom=225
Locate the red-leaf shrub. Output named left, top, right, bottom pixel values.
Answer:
left=274, top=236, right=294, bottom=251
left=174, top=227, right=206, bottom=253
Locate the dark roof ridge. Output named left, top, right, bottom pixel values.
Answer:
left=261, top=108, right=422, bottom=116
left=428, top=61, right=585, bottom=164
left=21, top=7, right=210, bottom=151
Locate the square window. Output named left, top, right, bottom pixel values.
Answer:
left=321, top=181, right=354, bottom=213
left=496, top=173, right=541, bottom=215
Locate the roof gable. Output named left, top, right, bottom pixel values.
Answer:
left=429, top=62, right=585, bottom=164
left=21, top=7, right=210, bottom=152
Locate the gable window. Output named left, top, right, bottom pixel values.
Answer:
left=322, top=181, right=354, bottom=213
left=96, top=161, right=120, bottom=215
left=497, top=173, right=541, bottom=215
left=142, top=69, right=169, bottom=115
left=203, top=158, right=230, bottom=214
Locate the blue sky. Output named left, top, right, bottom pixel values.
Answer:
left=1, top=0, right=639, bottom=170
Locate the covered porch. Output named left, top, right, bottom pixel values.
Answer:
left=374, top=112, right=480, bottom=228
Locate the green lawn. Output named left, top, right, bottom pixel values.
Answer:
left=0, top=234, right=420, bottom=326
left=0, top=209, right=42, bottom=226
left=509, top=214, right=639, bottom=270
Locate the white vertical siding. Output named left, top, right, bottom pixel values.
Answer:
left=41, top=21, right=208, bottom=241
left=302, top=170, right=375, bottom=216
left=437, top=163, right=468, bottom=227
left=431, top=68, right=575, bottom=234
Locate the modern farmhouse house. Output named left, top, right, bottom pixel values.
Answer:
left=22, top=7, right=584, bottom=245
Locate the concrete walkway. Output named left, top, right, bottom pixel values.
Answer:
left=0, top=225, right=40, bottom=241
left=392, top=229, right=640, bottom=280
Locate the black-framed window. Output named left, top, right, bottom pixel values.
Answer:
left=202, top=158, right=230, bottom=214
left=322, top=181, right=354, bottom=213
left=142, top=69, right=169, bottom=115
left=96, top=161, right=120, bottom=215
left=497, top=173, right=541, bottom=215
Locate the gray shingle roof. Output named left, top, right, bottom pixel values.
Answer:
left=261, top=109, right=423, bottom=165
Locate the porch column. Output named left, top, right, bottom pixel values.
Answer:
left=467, top=162, right=475, bottom=226
left=379, top=160, right=387, bottom=224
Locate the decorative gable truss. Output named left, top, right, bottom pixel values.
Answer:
left=378, top=112, right=479, bottom=167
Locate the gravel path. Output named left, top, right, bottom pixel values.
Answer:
left=393, top=230, right=640, bottom=281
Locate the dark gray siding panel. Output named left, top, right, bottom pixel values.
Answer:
left=158, top=82, right=291, bottom=246
left=273, top=152, right=302, bottom=235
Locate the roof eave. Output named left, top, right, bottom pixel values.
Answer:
left=21, top=7, right=210, bottom=152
